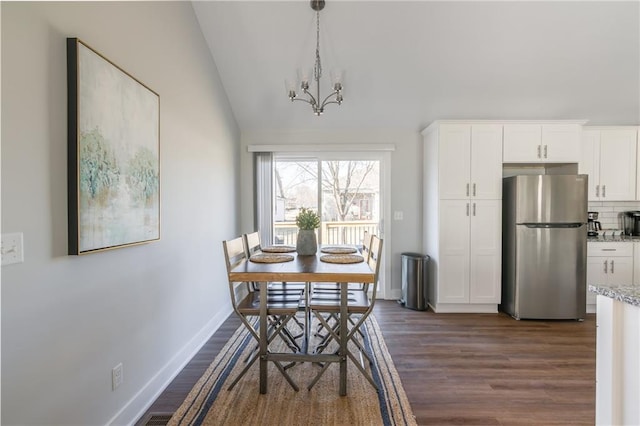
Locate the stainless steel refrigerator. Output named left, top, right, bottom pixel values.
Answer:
left=501, top=175, right=587, bottom=320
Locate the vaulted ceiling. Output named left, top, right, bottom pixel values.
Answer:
left=192, top=1, right=640, bottom=132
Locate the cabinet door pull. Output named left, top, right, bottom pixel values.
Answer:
left=603, top=185, right=606, bottom=198
left=466, top=183, right=470, bottom=197
left=473, top=183, right=476, bottom=197
left=544, top=145, right=548, bottom=158
left=466, top=203, right=470, bottom=216
left=604, top=260, right=608, bottom=274
left=537, top=145, right=541, bottom=159
left=596, top=185, right=600, bottom=197
left=611, top=260, right=614, bottom=274
left=601, top=248, right=617, bottom=251
left=473, top=203, right=476, bottom=216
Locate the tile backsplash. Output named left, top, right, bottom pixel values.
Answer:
left=588, top=201, right=640, bottom=232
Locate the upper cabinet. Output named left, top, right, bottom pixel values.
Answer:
left=438, top=123, right=503, bottom=200
left=580, top=127, right=637, bottom=201
left=503, top=123, right=582, bottom=163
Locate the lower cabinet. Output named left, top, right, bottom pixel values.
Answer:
left=595, top=296, right=640, bottom=425
left=434, top=199, right=502, bottom=311
left=587, top=242, right=634, bottom=313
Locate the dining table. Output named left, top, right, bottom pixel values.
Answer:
left=228, top=247, right=375, bottom=396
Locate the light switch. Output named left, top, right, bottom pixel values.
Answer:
left=394, top=211, right=404, bottom=221
left=1, top=233, right=24, bottom=265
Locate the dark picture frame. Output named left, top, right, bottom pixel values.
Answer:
left=67, top=38, right=160, bottom=255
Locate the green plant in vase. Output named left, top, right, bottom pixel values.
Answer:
left=295, top=207, right=320, bottom=255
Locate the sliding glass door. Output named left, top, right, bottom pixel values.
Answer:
left=273, top=156, right=381, bottom=248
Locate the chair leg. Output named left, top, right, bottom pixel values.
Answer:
left=230, top=312, right=302, bottom=390
left=346, top=348, right=378, bottom=391
left=228, top=350, right=260, bottom=391
left=307, top=359, right=332, bottom=391
left=273, top=360, right=299, bottom=391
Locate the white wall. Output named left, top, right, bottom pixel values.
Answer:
left=1, top=2, right=240, bottom=425
left=240, top=130, right=423, bottom=299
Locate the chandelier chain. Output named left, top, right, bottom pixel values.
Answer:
left=314, top=9, right=322, bottom=82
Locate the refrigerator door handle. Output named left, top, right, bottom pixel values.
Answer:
left=521, top=223, right=584, bottom=229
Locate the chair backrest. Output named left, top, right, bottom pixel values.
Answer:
left=223, top=236, right=246, bottom=273
left=242, top=232, right=263, bottom=291
left=243, top=231, right=262, bottom=257
left=365, top=235, right=383, bottom=294
left=361, top=232, right=373, bottom=261
left=222, top=237, right=251, bottom=307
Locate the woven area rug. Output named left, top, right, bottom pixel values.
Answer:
left=168, top=315, right=416, bottom=426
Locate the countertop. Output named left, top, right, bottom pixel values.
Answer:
left=589, top=284, right=640, bottom=307
left=587, top=235, right=640, bottom=243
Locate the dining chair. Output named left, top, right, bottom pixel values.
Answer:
left=312, top=232, right=373, bottom=295
left=307, top=235, right=383, bottom=391
left=243, top=231, right=307, bottom=345
left=243, top=231, right=306, bottom=294
left=222, top=236, right=301, bottom=391
left=310, top=233, right=374, bottom=342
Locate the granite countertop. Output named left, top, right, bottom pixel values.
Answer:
left=589, top=284, right=640, bottom=307
left=587, top=235, right=640, bottom=243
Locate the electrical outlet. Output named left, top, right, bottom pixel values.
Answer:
left=1, top=233, right=24, bottom=266
left=393, top=211, right=404, bottom=221
left=112, top=363, right=123, bottom=391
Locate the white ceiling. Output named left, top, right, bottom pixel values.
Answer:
left=192, top=1, right=640, bottom=132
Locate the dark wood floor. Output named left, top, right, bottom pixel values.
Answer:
left=137, top=301, right=596, bottom=425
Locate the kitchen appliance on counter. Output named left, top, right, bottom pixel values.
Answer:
left=623, top=211, right=640, bottom=236
left=501, top=175, right=587, bottom=320
left=587, top=211, right=602, bottom=236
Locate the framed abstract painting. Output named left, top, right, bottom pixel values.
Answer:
left=67, top=38, right=160, bottom=255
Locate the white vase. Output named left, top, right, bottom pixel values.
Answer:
left=296, top=229, right=318, bottom=255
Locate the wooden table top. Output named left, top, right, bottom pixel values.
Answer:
left=229, top=251, right=374, bottom=283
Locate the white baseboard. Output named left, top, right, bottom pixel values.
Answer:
left=107, top=306, right=233, bottom=426
left=429, top=303, right=498, bottom=313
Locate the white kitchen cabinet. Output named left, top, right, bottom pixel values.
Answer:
left=503, top=123, right=582, bottom=163
left=580, top=127, right=637, bottom=201
left=595, top=295, right=640, bottom=426
left=423, top=121, right=503, bottom=313
left=469, top=200, right=502, bottom=303
left=438, top=200, right=502, bottom=305
left=438, top=123, right=503, bottom=200
left=587, top=242, right=634, bottom=312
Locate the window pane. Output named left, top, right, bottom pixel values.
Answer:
left=320, top=160, right=379, bottom=245
left=273, top=160, right=318, bottom=245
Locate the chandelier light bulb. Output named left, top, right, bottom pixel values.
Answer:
left=285, top=79, right=297, bottom=100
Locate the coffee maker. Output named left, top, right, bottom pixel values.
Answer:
left=587, top=211, right=602, bottom=236
left=624, top=211, right=640, bottom=236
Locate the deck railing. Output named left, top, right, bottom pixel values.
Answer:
left=274, top=220, right=379, bottom=246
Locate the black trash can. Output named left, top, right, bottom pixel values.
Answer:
left=400, top=252, right=429, bottom=311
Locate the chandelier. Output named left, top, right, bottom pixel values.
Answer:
left=287, top=0, right=343, bottom=116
